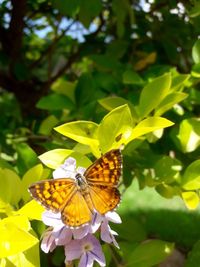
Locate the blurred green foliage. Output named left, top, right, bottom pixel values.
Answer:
left=1, top=0, right=200, bottom=266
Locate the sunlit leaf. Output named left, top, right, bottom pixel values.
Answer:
left=17, top=200, right=44, bottom=221
left=98, top=104, right=133, bottom=153
left=139, top=73, right=171, bottom=118
left=55, top=121, right=99, bottom=156
left=0, top=216, right=38, bottom=258
left=127, top=117, right=174, bottom=142
left=182, top=192, right=199, bottom=210
left=192, top=40, right=200, bottom=64
left=177, top=118, right=200, bottom=153
left=0, top=168, right=21, bottom=206
left=39, top=149, right=92, bottom=169
left=21, top=164, right=44, bottom=202
left=182, top=160, right=200, bottom=190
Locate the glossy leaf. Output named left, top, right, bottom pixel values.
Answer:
left=182, top=160, right=200, bottom=190
left=55, top=121, right=99, bottom=154
left=155, top=92, right=188, bottom=116
left=21, top=164, right=44, bottom=202
left=128, top=117, right=174, bottom=142
left=139, top=73, right=171, bottom=118
left=39, top=149, right=92, bottom=169
left=0, top=168, right=21, bottom=206
left=177, top=118, right=200, bottom=153
left=192, top=40, right=200, bottom=64
left=98, top=104, right=133, bottom=153
left=17, top=200, right=45, bottom=221
left=182, top=192, right=199, bottom=210
left=0, top=216, right=38, bottom=258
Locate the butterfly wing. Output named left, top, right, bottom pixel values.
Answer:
left=29, top=178, right=92, bottom=227
left=28, top=178, right=76, bottom=213
left=89, top=185, right=120, bottom=214
left=61, top=190, right=92, bottom=227
left=84, top=149, right=122, bottom=186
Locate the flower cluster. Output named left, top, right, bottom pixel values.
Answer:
left=41, top=157, right=121, bottom=267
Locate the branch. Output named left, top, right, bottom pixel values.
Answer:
left=8, top=0, right=27, bottom=71
left=29, top=20, right=75, bottom=70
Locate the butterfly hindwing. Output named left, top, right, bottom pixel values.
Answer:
left=84, top=149, right=122, bottom=186
left=28, top=178, right=76, bottom=212
left=61, top=190, right=92, bottom=227
left=89, top=184, right=120, bottom=214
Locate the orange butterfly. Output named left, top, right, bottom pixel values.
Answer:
left=29, top=149, right=122, bottom=228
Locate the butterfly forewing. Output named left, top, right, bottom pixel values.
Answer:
left=28, top=178, right=76, bottom=212
left=84, top=149, right=122, bottom=186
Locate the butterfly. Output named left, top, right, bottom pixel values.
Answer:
left=29, top=149, right=122, bottom=228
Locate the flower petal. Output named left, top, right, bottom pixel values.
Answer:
left=73, top=225, right=89, bottom=239
left=65, top=239, right=82, bottom=261
left=105, top=211, right=122, bottom=224
left=56, top=227, right=73, bottom=245
left=41, top=230, right=56, bottom=253
left=78, top=253, right=93, bottom=267
left=42, top=211, right=64, bottom=228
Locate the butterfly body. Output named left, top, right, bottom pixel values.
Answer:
left=29, top=149, right=122, bottom=228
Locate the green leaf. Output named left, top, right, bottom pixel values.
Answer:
left=155, top=92, right=188, bottom=116
left=0, top=216, right=38, bottom=258
left=123, top=69, right=144, bottom=85
left=182, top=160, right=200, bottom=190
left=177, top=118, right=200, bottom=153
left=182, top=192, right=199, bottom=210
left=52, top=79, right=76, bottom=102
left=185, top=240, right=200, bottom=267
left=55, top=121, right=99, bottom=156
left=39, top=149, right=92, bottom=169
left=191, top=63, right=200, bottom=78
left=156, top=184, right=181, bottom=199
left=15, top=143, right=38, bottom=175
left=39, top=115, right=59, bottom=135
left=113, top=216, right=146, bottom=242
left=98, top=97, right=139, bottom=121
left=139, top=73, right=171, bottom=118
left=98, top=104, right=133, bottom=153
left=17, top=200, right=44, bottom=221
left=21, top=164, right=44, bottom=202
left=79, top=0, right=102, bottom=28
left=0, top=168, right=21, bottom=206
left=127, top=117, right=174, bottom=142
left=39, top=149, right=73, bottom=169
left=192, top=40, right=200, bottom=64
left=36, top=93, right=74, bottom=111
left=171, top=74, right=190, bottom=90
left=127, top=239, right=174, bottom=267
left=52, top=0, right=80, bottom=17
left=154, top=156, right=182, bottom=184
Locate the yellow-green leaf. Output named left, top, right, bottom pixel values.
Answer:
left=21, top=164, right=44, bottom=202
left=17, top=200, right=44, bottom=221
left=139, top=73, right=171, bottom=118
left=128, top=117, right=174, bottom=142
left=182, top=191, right=199, bottom=210
left=0, top=216, right=38, bottom=258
